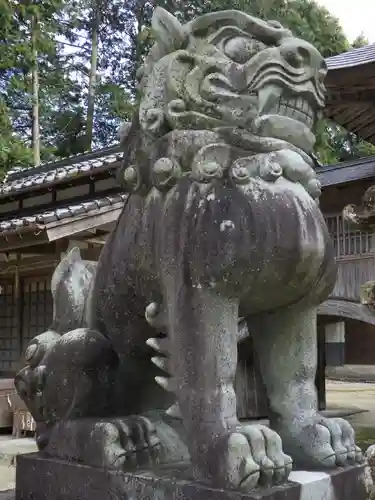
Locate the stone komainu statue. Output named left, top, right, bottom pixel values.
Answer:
left=15, top=8, right=363, bottom=492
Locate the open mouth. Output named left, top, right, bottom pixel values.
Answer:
left=277, top=96, right=314, bottom=128
left=254, top=87, right=319, bottom=153
left=268, top=96, right=315, bottom=129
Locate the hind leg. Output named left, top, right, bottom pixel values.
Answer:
left=250, top=305, right=363, bottom=468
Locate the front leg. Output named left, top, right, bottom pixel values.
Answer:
left=250, top=306, right=363, bottom=468
left=164, top=284, right=239, bottom=444
left=162, top=283, right=291, bottom=489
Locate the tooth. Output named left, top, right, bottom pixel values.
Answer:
left=258, top=85, right=282, bottom=114
left=166, top=403, right=182, bottom=418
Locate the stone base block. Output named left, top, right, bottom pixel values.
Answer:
left=16, top=453, right=370, bottom=500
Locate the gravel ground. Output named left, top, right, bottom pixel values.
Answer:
left=0, top=465, right=15, bottom=495
left=0, top=491, right=14, bottom=500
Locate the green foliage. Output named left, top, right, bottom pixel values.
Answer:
left=0, top=0, right=84, bottom=168
left=210, top=0, right=349, bottom=57
left=0, top=98, right=32, bottom=176
left=352, top=33, right=369, bottom=49
left=124, top=0, right=369, bottom=165
left=0, top=0, right=373, bottom=173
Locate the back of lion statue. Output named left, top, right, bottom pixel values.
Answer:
left=15, top=7, right=363, bottom=493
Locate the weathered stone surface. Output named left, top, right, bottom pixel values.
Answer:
left=15, top=5, right=363, bottom=495
left=16, top=453, right=371, bottom=500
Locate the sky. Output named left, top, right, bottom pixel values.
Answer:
left=317, top=0, right=375, bottom=43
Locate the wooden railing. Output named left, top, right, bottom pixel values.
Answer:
left=331, top=256, right=375, bottom=301
left=325, top=214, right=375, bottom=300
left=325, top=214, right=373, bottom=259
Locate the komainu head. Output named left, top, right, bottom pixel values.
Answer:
left=138, top=8, right=327, bottom=153
left=120, top=8, right=326, bottom=200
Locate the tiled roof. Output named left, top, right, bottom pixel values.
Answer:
left=0, top=193, right=127, bottom=235
left=326, top=43, right=375, bottom=70
left=0, top=148, right=122, bottom=198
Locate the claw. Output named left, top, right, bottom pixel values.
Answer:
left=239, top=458, right=261, bottom=490
left=151, top=356, right=168, bottom=371
left=166, top=403, right=181, bottom=418
left=146, top=337, right=161, bottom=351
left=145, top=302, right=167, bottom=332
left=145, top=302, right=159, bottom=318
left=355, top=447, right=365, bottom=464
left=155, top=376, right=174, bottom=392
left=146, top=337, right=169, bottom=355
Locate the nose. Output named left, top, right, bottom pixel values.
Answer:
left=279, top=37, right=327, bottom=77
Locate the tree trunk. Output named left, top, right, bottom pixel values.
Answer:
left=31, top=14, right=40, bottom=166
left=86, top=6, right=100, bottom=151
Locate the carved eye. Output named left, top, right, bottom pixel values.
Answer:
left=285, top=49, right=304, bottom=67
left=224, top=36, right=266, bottom=64
left=25, top=343, right=38, bottom=363
left=268, top=20, right=284, bottom=29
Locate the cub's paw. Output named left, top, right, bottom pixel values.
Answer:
left=101, top=416, right=162, bottom=469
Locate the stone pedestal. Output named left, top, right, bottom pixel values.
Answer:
left=16, top=453, right=370, bottom=500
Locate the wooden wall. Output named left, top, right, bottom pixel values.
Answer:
left=235, top=337, right=268, bottom=420
left=320, top=179, right=375, bottom=214
left=0, top=274, right=53, bottom=376
left=332, top=256, right=375, bottom=300
left=321, top=179, right=375, bottom=302
left=345, top=319, right=375, bottom=365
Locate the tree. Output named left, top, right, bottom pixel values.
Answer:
left=352, top=33, right=369, bottom=49
left=85, top=0, right=100, bottom=150
left=0, top=98, right=32, bottom=176
left=31, top=11, right=41, bottom=165
left=118, top=0, right=355, bottom=164
left=52, top=0, right=137, bottom=150
left=0, top=0, right=85, bottom=166
left=0, top=0, right=372, bottom=171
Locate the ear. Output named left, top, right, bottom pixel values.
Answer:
left=51, top=247, right=81, bottom=295
left=152, top=7, right=186, bottom=52
left=66, top=247, right=82, bottom=262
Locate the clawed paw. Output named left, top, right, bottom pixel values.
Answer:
left=195, top=425, right=292, bottom=491
left=278, top=416, right=364, bottom=469
left=316, top=417, right=364, bottom=466
left=98, top=416, right=162, bottom=469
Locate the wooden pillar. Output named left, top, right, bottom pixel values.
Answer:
left=325, top=321, right=345, bottom=367
left=235, top=336, right=269, bottom=420
left=316, top=321, right=326, bottom=411
left=235, top=318, right=328, bottom=418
